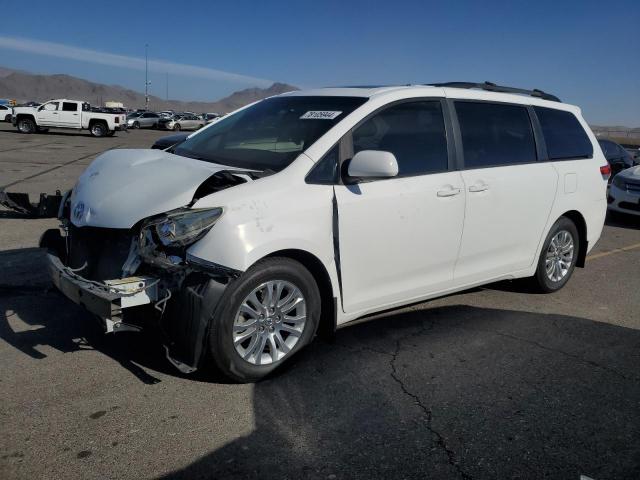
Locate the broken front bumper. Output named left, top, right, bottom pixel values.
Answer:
left=48, top=253, right=159, bottom=333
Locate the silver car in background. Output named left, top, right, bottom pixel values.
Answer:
left=158, top=113, right=204, bottom=131
left=608, top=166, right=640, bottom=216
left=127, top=112, right=160, bottom=129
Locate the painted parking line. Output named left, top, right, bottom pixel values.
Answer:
left=587, top=242, right=640, bottom=261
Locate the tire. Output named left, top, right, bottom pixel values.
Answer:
left=173, top=123, right=181, bottom=131
left=90, top=122, right=107, bottom=137
left=531, top=217, right=580, bottom=293
left=133, top=121, right=140, bottom=129
left=152, top=123, right=158, bottom=129
left=208, top=257, right=321, bottom=383
left=106, top=130, right=116, bottom=137
left=4, top=114, right=11, bottom=122
left=17, top=117, right=36, bottom=134
left=37, top=127, right=49, bottom=133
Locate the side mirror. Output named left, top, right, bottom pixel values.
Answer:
left=346, top=150, right=399, bottom=181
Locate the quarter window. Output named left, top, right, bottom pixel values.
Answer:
left=455, top=101, right=537, bottom=168
left=352, top=101, right=448, bottom=176
left=534, top=107, right=593, bottom=160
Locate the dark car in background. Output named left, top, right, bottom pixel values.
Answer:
left=599, top=139, right=637, bottom=178
left=150, top=132, right=189, bottom=149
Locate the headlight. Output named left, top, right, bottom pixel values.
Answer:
left=150, top=207, right=223, bottom=247
left=612, top=175, right=625, bottom=189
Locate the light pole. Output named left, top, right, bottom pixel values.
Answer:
left=145, top=44, right=150, bottom=110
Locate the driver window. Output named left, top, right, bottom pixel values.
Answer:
left=42, top=102, right=60, bottom=111
left=352, top=101, right=448, bottom=176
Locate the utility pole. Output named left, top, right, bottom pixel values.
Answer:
left=145, top=44, right=150, bottom=110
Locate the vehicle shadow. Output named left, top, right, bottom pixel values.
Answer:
left=160, top=306, right=640, bottom=480
left=2, top=249, right=640, bottom=478
left=605, top=210, right=640, bottom=230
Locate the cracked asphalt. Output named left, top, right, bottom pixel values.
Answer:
left=1, top=123, right=639, bottom=479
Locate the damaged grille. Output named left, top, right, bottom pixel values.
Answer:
left=67, top=225, right=135, bottom=281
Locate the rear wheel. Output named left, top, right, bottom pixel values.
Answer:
left=106, top=130, right=116, bottom=137
left=4, top=114, right=11, bottom=122
left=531, top=217, right=579, bottom=293
left=18, top=118, right=36, bottom=134
left=90, top=122, right=107, bottom=137
left=208, top=257, right=320, bottom=382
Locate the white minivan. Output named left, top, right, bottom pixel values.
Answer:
left=43, top=82, right=608, bottom=382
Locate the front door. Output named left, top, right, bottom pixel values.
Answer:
left=36, top=101, right=60, bottom=126
left=335, top=100, right=466, bottom=314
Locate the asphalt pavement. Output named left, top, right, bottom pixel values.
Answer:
left=1, top=123, right=639, bottom=479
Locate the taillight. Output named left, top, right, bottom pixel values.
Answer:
left=600, top=164, right=611, bottom=180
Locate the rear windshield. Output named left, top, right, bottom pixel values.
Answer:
left=174, top=96, right=367, bottom=172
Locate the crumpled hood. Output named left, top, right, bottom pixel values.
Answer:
left=70, top=149, right=238, bottom=228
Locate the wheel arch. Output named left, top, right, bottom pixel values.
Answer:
left=561, top=210, right=588, bottom=267
left=16, top=113, right=35, bottom=122
left=88, top=118, right=107, bottom=128
left=263, top=248, right=337, bottom=338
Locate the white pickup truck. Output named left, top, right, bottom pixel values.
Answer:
left=12, top=99, right=127, bottom=137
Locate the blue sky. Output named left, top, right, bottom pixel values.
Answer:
left=1, top=0, right=638, bottom=125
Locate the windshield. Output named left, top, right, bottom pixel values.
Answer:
left=127, top=112, right=142, bottom=118
left=174, top=96, right=367, bottom=172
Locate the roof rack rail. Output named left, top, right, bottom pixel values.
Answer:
left=428, top=81, right=561, bottom=102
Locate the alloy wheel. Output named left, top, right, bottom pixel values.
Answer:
left=545, top=230, right=575, bottom=282
left=233, top=280, right=307, bottom=365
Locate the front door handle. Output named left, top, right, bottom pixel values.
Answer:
left=468, top=184, right=489, bottom=192
left=437, top=187, right=462, bottom=197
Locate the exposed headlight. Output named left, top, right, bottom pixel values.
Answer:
left=612, top=175, right=625, bottom=189
left=149, top=207, right=223, bottom=247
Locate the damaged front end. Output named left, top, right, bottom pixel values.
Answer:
left=0, top=189, right=63, bottom=217
left=41, top=170, right=251, bottom=374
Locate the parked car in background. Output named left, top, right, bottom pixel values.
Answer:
left=12, top=99, right=126, bottom=137
left=608, top=166, right=640, bottom=216
left=158, top=113, right=204, bottom=131
left=151, top=132, right=190, bottom=149
left=127, top=111, right=160, bottom=129
left=599, top=139, right=637, bottom=179
left=158, top=111, right=175, bottom=118
left=42, top=82, right=607, bottom=382
left=202, top=113, right=221, bottom=124
left=0, top=104, right=12, bottom=122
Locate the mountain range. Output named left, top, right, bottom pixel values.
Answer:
left=0, top=67, right=298, bottom=113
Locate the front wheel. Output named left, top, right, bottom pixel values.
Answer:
left=531, top=217, right=579, bottom=293
left=173, top=123, right=181, bottom=131
left=208, top=257, right=321, bottom=382
left=132, top=121, right=140, bottom=129
left=18, top=118, right=36, bottom=134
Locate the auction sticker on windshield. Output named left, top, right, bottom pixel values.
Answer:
left=300, top=111, right=342, bottom=120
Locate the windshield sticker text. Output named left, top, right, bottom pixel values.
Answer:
left=300, top=111, right=342, bottom=120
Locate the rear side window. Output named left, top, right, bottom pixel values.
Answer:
left=62, top=102, right=78, bottom=112
left=352, top=101, right=448, bottom=176
left=534, top=107, right=593, bottom=160
left=455, top=101, right=537, bottom=168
